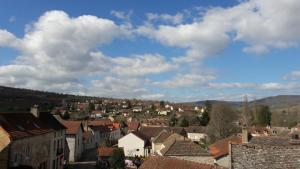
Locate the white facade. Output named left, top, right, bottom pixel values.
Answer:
left=118, top=133, right=147, bottom=157
left=66, top=128, right=83, bottom=162
left=187, top=133, right=207, bottom=142
left=158, top=110, right=168, bottom=116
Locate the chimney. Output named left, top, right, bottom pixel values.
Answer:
left=31, top=105, right=40, bottom=118
left=242, top=128, right=249, bottom=143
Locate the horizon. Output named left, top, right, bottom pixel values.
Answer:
left=1, top=0, right=300, bottom=102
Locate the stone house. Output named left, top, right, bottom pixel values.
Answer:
left=118, top=131, right=151, bottom=157
left=0, top=113, right=55, bottom=169
left=140, top=156, right=224, bottom=169
left=62, top=121, right=84, bottom=162
left=209, top=135, right=242, bottom=168
left=151, top=130, right=185, bottom=155
left=230, top=129, right=300, bottom=169
left=160, top=140, right=214, bottom=165
left=38, top=110, right=67, bottom=169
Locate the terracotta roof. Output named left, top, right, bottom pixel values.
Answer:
left=140, top=156, right=224, bottom=169
left=89, top=125, right=110, bottom=133
left=39, top=112, right=66, bottom=130
left=153, top=131, right=172, bottom=143
left=209, top=135, right=242, bottom=159
left=127, top=120, right=140, bottom=131
left=163, top=140, right=211, bottom=156
left=185, top=126, right=207, bottom=133
left=62, top=120, right=83, bottom=135
left=139, top=126, right=167, bottom=139
left=88, top=119, right=112, bottom=126
left=131, top=131, right=149, bottom=141
left=0, top=113, right=54, bottom=140
left=98, top=147, right=114, bottom=157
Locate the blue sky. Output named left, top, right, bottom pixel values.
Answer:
left=0, top=0, right=300, bottom=102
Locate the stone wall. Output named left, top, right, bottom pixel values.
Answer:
left=10, top=132, right=53, bottom=169
left=171, top=156, right=214, bottom=165
left=230, top=143, right=300, bottom=169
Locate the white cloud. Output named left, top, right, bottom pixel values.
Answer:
left=111, top=10, right=133, bottom=21
left=146, top=13, right=184, bottom=25
left=0, top=10, right=128, bottom=92
left=283, top=71, right=300, bottom=80
left=111, top=54, right=176, bottom=76
left=153, top=73, right=215, bottom=88
left=138, top=0, right=300, bottom=61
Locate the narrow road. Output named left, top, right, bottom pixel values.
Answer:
left=70, top=148, right=98, bottom=169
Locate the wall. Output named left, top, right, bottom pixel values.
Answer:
left=118, top=133, right=145, bottom=157
left=216, top=155, right=229, bottom=168
left=231, top=143, right=300, bottom=169
left=9, top=132, right=53, bottom=169
left=51, top=129, right=66, bottom=169
left=187, top=133, right=207, bottom=142
left=170, top=156, right=214, bottom=165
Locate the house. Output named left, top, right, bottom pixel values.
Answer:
left=97, top=147, right=115, bottom=168
left=208, top=135, right=241, bottom=168
left=185, top=126, right=207, bottom=142
left=83, top=131, right=95, bottom=150
left=132, top=106, right=143, bottom=113
left=140, top=156, right=224, bottom=169
left=160, top=140, right=214, bottom=165
left=157, top=109, right=170, bottom=116
left=38, top=110, right=67, bottom=169
left=127, top=120, right=140, bottom=132
left=152, top=130, right=185, bottom=155
left=118, top=131, right=151, bottom=157
left=0, top=113, right=54, bottom=169
left=62, top=121, right=84, bottom=162
left=230, top=129, right=300, bottom=169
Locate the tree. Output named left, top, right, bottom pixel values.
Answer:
left=160, top=100, right=165, bottom=108
left=88, top=103, right=95, bottom=112
left=180, top=117, right=189, bottom=127
left=199, top=110, right=210, bottom=126
left=109, top=148, right=125, bottom=169
left=242, top=95, right=252, bottom=127
left=169, top=115, right=178, bottom=127
left=208, top=103, right=238, bottom=142
left=254, top=105, right=271, bottom=126
left=204, top=100, right=212, bottom=114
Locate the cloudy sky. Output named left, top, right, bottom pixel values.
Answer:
left=0, top=0, right=300, bottom=102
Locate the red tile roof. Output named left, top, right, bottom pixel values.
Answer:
left=209, top=135, right=242, bottom=159
left=98, top=147, right=114, bottom=157
left=140, top=156, right=224, bottom=169
left=88, top=119, right=112, bottom=126
left=62, top=120, right=83, bottom=135
left=127, top=120, right=140, bottom=131
left=0, top=113, right=54, bottom=140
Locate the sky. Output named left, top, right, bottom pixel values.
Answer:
left=0, top=0, right=300, bottom=102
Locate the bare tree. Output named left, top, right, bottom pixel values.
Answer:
left=208, top=103, right=239, bottom=142
left=242, top=95, right=252, bottom=127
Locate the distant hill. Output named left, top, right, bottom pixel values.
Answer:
left=0, top=86, right=98, bottom=112
left=193, top=95, right=300, bottom=112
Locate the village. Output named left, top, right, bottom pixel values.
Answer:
left=1, top=97, right=300, bottom=169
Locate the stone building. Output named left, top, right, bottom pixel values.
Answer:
left=230, top=129, right=300, bottom=169
left=0, top=113, right=54, bottom=169
left=62, top=121, right=84, bottom=162
left=160, top=140, right=214, bottom=165
left=39, top=111, right=67, bottom=169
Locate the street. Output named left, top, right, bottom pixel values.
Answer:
left=69, top=148, right=98, bottom=169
